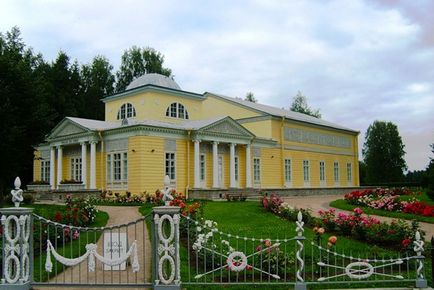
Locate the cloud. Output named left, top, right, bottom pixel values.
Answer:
left=0, top=0, right=433, bottom=170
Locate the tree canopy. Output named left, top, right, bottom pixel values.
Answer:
left=0, top=27, right=173, bottom=201
left=362, top=120, right=407, bottom=184
left=244, top=92, right=257, bottom=103
left=289, top=91, right=321, bottom=118
left=115, top=46, right=172, bottom=92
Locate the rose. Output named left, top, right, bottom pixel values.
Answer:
left=317, top=228, right=325, bottom=235
left=353, top=208, right=363, bottom=215
left=263, top=239, right=271, bottom=247
left=328, top=236, right=337, bottom=245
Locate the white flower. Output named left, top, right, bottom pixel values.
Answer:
left=196, top=226, right=202, bottom=232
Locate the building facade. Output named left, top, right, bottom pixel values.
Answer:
left=32, top=74, right=360, bottom=197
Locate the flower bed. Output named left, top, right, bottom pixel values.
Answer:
left=52, top=195, right=99, bottom=226
left=260, top=193, right=424, bottom=250
left=345, top=188, right=434, bottom=217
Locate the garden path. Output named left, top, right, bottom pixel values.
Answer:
left=34, top=205, right=152, bottom=290
left=283, top=195, right=434, bottom=239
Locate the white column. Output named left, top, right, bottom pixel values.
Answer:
left=193, top=140, right=200, bottom=188
left=90, top=141, right=97, bottom=189
left=56, top=146, right=63, bottom=188
left=246, top=144, right=252, bottom=188
left=212, top=141, right=219, bottom=188
left=229, top=143, right=236, bottom=188
left=50, top=147, right=56, bottom=190
left=81, top=142, right=87, bottom=189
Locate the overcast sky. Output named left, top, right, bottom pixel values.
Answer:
left=1, top=0, right=433, bottom=171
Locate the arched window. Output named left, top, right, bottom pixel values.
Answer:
left=117, top=103, right=136, bottom=120
left=165, top=102, right=189, bottom=119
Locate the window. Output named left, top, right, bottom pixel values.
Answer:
left=253, top=158, right=261, bottom=183
left=334, top=162, right=339, bottom=183
left=71, top=157, right=82, bottom=181
left=303, top=160, right=310, bottom=183
left=106, top=152, right=128, bottom=187
left=234, top=156, right=239, bottom=181
left=117, top=103, right=136, bottom=120
left=165, top=152, right=176, bottom=180
left=200, top=154, right=206, bottom=182
left=284, top=159, right=291, bottom=183
left=41, top=160, right=50, bottom=182
left=346, top=163, right=352, bottom=183
left=165, top=102, right=189, bottom=119
left=319, top=161, right=325, bottom=182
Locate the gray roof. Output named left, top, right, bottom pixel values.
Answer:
left=67, top=116, right=227, bottom=132
left=210, top=93, right=358, bottom=133
left=67, top=117, right=119, bottom=130
left=126, top=73, right=181, bottom=91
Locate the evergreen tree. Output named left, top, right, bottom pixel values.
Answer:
left=115, top=46, right=172, bottom=92
left=290, top=91, right=321, bottom=118
left=362, top=121, right=407, bottom=184
left=80, top=56, right=115, bottom=119
left=244, top=92, right=257, bottom=103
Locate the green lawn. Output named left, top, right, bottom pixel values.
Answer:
left=140, top=201, right=432, bottom=289
left=330, top=199, right=434, bottom=224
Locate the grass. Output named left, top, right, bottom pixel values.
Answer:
left=140, top=201, right=432, bottom=289
left=330, top=199, right=434, bottom=224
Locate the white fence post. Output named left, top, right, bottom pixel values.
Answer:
left=0, top=177, right=33, bottom=290
left=152, top=205, right=181, bottom=290
left=413, top=231, right=427, bottom=288
left=295, top=211, right=307, bottom=290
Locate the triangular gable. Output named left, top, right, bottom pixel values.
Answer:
left=46, top=118, right=91, bottom=140
left=196, top=117, right=255, bottom=138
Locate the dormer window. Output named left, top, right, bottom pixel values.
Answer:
left=117, top=103, right=136, bottom=120
left=166, top=102, right=189, bottom=119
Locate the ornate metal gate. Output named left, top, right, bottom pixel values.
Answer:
left=0, top=177, right=430, bottom=289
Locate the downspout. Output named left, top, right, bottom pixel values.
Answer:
left=186, top=130, right=191, bottom=198
left=281, top=116, right=285, bottom=187
left=98, top=131, right=104, bottom=191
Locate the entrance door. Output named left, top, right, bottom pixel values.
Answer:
left=218, top=155, right=224, bottom=188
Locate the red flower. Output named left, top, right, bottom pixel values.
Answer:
left=54, top=212, right=62, bottom=222
left=401, top=238, right=411, bottom=248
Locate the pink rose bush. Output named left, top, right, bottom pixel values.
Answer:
left=318, top=207, right=422, bottom=249
left=344, top=188, right=434, bottom=217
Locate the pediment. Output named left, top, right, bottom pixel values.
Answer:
left=198, top=117, right=255, bottom=138
left=47, top=119, right=89, bottom=139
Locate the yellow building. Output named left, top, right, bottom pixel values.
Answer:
left=32, top=73, right=359, bottom=198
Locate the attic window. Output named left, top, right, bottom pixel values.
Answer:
left=165, top=102, right=189, bottom=119
left=117, top=103, right=136, bottom=120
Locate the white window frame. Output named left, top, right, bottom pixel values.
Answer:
left=70, top=157, right=82, bottom=182
left=334, top=161, right=340, bottom=185
left=165, top=152, right=176, bottom=182
left=346, top=162, right=352, bottom=185
left=117, top=103, right=136, bottom=120
left=200, top=153, right=206, bottom=187
left=319, top=161, right=326, bottom=186
left=41, top=160, right=50, bottom=182
left=106, top=151, right=128, bottom=189
left=284, top=159, right=292, bottom=187
left=303, top=160, right=310, bottom=186
left=253, top=158, right=261, bottom=185
left=165, top=102, right=189, bottom=119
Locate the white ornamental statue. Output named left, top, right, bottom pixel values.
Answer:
left=10, top=176, right=24, bottom=207
left=162, top=175, right=174, bottom=206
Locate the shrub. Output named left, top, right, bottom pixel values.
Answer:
left=427, top=190, right=434, bottom=201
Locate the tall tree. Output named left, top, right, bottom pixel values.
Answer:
left=79, top=56, right=115, bottom=120
left=362, top=121, right=407, bottom=184
left=422, top=143, right=434, bottom=190
left=0, top=27, right=54, bottom=202
left=244, top=92, right=257, bottom=103
left=290, top=91, right=321, bottom=118
left=115, top=46, right=172, bottom=92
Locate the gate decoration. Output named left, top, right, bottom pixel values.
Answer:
left=45, top=239, right=139, bottom=273
left=152, top=206, right=181, bottom=288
